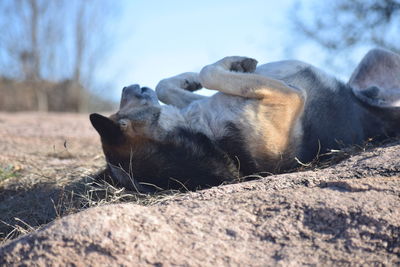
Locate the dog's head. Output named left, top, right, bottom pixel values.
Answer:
left=90, top=84, right=163, bottom=192
left=90, top=84, right=237, bottom=192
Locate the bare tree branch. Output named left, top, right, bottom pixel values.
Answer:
left=291, top=0, right=400, bottom=54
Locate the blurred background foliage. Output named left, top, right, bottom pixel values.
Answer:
left=0, top=0, right=399, bottom=112
left=290, top=0, right=400, bottom=75
left=0, top=0, right=118, bottom=112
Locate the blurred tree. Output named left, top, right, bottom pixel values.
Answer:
left=290, top=0, right=400, bottom=74
left=0, top=0, right=117, bottom=112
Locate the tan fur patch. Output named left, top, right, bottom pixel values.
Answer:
left=242, top=90, right=304, bottom=171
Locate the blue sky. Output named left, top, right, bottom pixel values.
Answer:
left=0, top=0, right=375, bottom=101
left=99, top=0, right=300, bottom=99
left=95, top=0, right=372, bottom=101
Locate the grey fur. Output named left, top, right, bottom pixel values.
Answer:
left=155, top=48, right=400, bottom=164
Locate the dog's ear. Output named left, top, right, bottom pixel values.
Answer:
left=349, top=48, right=400, bottom=109
left=90, top=113, right=124, bottom=144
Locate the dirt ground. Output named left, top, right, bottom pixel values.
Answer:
left=0, top=112, right=106, bottom=242
left=0, top=112, right=399, bottom=265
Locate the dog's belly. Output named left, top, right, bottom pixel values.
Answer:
left=183, top=92, right=250, bottom=138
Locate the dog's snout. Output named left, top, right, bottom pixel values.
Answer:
left=119, top=84, right=158, bottom=108
left=122, top=84, right=141, bottom=97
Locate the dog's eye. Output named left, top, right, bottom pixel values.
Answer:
left=119, top=119, right=129, bottom=130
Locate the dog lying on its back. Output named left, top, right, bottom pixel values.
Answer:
left=90, top=48, right=400, bottom=192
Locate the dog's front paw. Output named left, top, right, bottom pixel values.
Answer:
left=183, top=79, right=202, bottom=92
left=181, top=73, right=202, bottom=91
left=219, top=56, right=258, bottom=73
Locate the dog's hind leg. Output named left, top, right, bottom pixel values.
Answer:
left=349, top=48, right=400, bottom=110
left=156, top=72, right=206, bottom=108
left=349, top=48, right=400, bottom=136
left=199, top=56, right=305, bottom=103
left=200, top=56, right=306, bottom=168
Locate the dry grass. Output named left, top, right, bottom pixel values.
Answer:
left=0, top=168, right=182, bottom=245
left=290, top=137, right=399, bottom=172
left=225, top=137, right=400, bottom=187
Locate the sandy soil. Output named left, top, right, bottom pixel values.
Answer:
left=0, top=111, right=102, bottom=168
left=0, top=112, right=106, bottom=241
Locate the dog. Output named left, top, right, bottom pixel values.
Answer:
left=90, top=48, right=400, bottom=192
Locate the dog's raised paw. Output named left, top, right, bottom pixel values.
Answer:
left=183, top=80, right=202, bottom=92
left=229, top=58, right=258, bottom=73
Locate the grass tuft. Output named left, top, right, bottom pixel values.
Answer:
left=0, top=165, right=21, bottom=182
left=0, top=170, right=182, bottom=245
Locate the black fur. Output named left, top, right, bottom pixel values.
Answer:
left=295, top=68, right=389, bottom=162
left=293, top=68, right=354, bottom=161
left=216, top=122, right=257, bottom=176
left=106, top=126, right=245, bottom=191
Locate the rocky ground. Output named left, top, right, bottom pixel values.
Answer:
left=0, top=112, right=399, bottom=266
